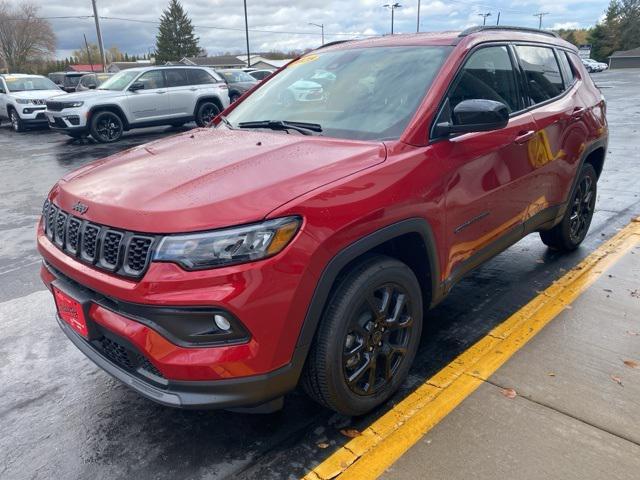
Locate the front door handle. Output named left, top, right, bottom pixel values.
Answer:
left=514, top=130, right=535, bottom=144
left=156, top=90, right=166, bottom=94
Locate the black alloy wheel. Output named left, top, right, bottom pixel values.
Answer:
left=90, top=111, right=123, bottom=143
left=343, top=283, right=414, bottom=396
left=196, top=101, right=220, bottom=127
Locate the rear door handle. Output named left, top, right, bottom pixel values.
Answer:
left=189, top=88, right=198, bottom=91
left=514, top=130, right=535, bottom=144
left=156, top=90, right=166, bottom=94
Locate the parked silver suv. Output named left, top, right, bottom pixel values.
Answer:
left=0, top=74, right=65, bottom=132
left=45, top=66, right=230, bottom=142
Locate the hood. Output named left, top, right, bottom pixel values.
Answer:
left=232, top=81, right=257, bottom=91
left=51, top=128, right=386, bottom=233
left=57, top=89, right=123, bottom=102
left=11, top=90, right=65, bottom=100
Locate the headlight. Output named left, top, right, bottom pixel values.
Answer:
left=68, top=101, right=84, bottom=108
left=15, top=98, right=31, bottom=104
left=153, top=216, right=301, bottom=270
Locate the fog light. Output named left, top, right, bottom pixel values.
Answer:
left=214, top=314, right=231, bottom=331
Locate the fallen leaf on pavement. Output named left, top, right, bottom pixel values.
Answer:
left=317, top=442, right=329, bottom=449
left=627, top=330, right=640, bottom=336
left=502, top=388, right=517, bottom=399
left=340, top=429, right=362, bottom=438
left=623, top=360, right=639, bottom=369
left=547, top=372, right=556, bottom=377
left=611, top=375, right=624, bottom=386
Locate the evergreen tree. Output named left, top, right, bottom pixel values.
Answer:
left=154, top=0, right=200, bottom=63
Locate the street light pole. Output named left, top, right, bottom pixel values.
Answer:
left=309, top=23, right=324, bottom=45
left=416, top=0, right=421, bottom=33
left=478, top=12, right=491, bottom=26
left=91, top=0, right=106, bottom=72
left=383, top=3, right=402, bottom=35
left=243, top=0, right=251, bottom=68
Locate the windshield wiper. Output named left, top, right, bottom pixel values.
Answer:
left=237, top=120, right=322, bottom=136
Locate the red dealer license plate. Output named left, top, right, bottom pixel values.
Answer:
left=53, top=287, right=89, bottom=338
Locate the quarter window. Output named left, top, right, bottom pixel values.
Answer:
left=136, top=70, right=166, bottom=90
left=558, top=52, right=576, bottom=86
left=187, top=69, right=215, bottom=85
left=515, top=45, right=564, bottom=104
left=447, top=46, right=520, bottom=113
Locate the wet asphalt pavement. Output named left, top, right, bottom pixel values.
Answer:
left=1, top=69, right=639, bottom=480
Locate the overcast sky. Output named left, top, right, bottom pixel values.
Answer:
left=25, top=0, right=609, bottom=59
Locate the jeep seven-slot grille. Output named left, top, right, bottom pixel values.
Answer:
left=42, top=201, right=157, bottom=278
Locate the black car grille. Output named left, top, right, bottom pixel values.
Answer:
left=45, top=101, right=65, bottom=112
left=42, top=201, right=157, bottom=278
left=93, top=335, right=165, bottom=379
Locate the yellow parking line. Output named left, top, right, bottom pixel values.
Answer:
left=303, top=218, right=640, bottom=480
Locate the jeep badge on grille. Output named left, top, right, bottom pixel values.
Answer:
left=72, top=201, right=89, bottom=215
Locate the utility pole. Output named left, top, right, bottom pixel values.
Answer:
left=243, top=0, right=251, bottom=68
left=309, top=23, right=324, bottom=45
left=533, top=12, right=549, bottom=29
left=416, top=0, right=421, bottom=33
left=478, top=12, right=491, bottom=26
left=91, top=0, right=106, bottom=72
left=83, top=34, right=95, bottom=72
left=496, top=12, right=501, bottom=25
left=383, top=3, right=402, bottom=35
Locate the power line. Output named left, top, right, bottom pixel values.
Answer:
left=533, top=12, right=550, bottom=29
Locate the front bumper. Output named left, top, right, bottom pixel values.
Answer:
left=45, top=107, right=88, bottom=130
left=16, top=107, right=48, bottom=125
left=44, top=262, right=304, bottom=409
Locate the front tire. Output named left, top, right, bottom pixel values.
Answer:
left=303, top=255, right=423, bottom=416
left=10, top=109, right=25, bottom=132
left=195, top=101, right=220, bottom=127
left=89, top=111, right=123, bottom=143
left=540, top=163, right=597, bottom=251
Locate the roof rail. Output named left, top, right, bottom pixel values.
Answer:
left=459, top=25, right=559, bottom=38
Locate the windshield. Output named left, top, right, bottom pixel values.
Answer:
left=225, top=46, right=451, bottom=141
left=5, top=76, right=58, bottom=92
left=98, top=71, right=139, bottom=91
left=220, top=70, right=256, bottom=83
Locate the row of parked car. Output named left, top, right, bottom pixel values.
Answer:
left=0, top=66, right=274, bottom=142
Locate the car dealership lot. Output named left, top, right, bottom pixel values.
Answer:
left=1, top=69, right=639, bottom=480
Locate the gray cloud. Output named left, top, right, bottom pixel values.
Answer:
left=19, top=0, right=606, bottom=58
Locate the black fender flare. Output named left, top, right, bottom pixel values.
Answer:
left=294, top=217, right=442, bottom=356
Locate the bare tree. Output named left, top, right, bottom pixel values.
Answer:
left=0, top=1, right=56, bottom=72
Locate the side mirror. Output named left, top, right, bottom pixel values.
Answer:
left=435, top=99, right=509, bottom=137
left=0, top=88, right=4, bottom=94
left=129, top=81, right=144, bottom=91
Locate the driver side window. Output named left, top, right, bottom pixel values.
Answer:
left=448, top=46, right=521, bottom=113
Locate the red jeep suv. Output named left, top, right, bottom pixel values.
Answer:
left=38, top=27, right=607, bottom=415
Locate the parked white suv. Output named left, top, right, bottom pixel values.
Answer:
left=45, top=66, right=230, bottom=142
left=0, top=74, right=65, bottom=132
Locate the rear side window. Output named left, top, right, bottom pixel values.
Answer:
left=448, top=45, right=521, bottom=113
left=165, top=69, right=190, bottom=87
left=515, top=45, right=564, bottom=104
left=187, top=69, right=215, bottom=85
left=557, top=51, right=576, bottom=87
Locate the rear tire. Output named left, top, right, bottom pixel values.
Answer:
left=10, top=109, right=25, bottom=132
left=89, top=111, right=123, bottom=143
left=195, top=101, right=220, bottom=127
left=302, top=255, right=423, bottom=416
left=540, top=164, right=597, bottom=251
